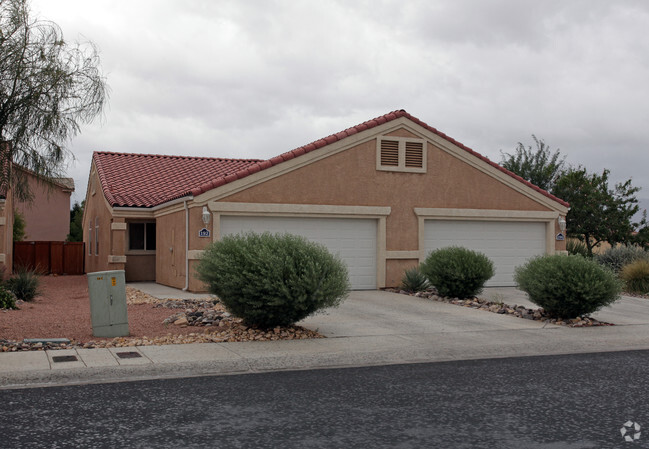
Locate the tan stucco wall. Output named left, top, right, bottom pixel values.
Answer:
left=15, top=172, right=72, bottom=241
left=83, top=167, right=124, bottom=274
left=387, top=259, right=419, bottom=288
left=218, top=135, right=556, bottom=286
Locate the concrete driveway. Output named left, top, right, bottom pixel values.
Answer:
left=298, top=287, right=649, bottom=363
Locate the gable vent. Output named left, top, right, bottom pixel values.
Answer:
left=405, top=141, right=424, bottom=168
left=376, top=135, right=427, bottom=173
left=380, top=140, right=399, bottom=166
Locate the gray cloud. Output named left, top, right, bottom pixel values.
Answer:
left=30, top=0, right=649, bottom=210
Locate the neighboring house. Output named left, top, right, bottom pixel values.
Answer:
left=82, top=110, right=569, bottom=291
left=14, top=167, right=74, bottom=241
left=0, top=142, right=75, bottom=274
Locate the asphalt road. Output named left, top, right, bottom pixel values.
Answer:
left=2, top=350, right=649, bottom=448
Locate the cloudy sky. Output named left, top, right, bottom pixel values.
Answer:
left=31, top=0, right=649, bottom=214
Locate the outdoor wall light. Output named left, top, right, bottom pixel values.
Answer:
left=202, top=206, right=211, bottom=225
left=558, top=216, right=567, bottom=232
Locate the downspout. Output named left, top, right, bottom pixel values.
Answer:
left=183, top=199, right=190, bottom=291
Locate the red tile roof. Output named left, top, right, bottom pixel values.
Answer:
left=93, top=110, right=569, bottom=208
left=93, top=152, right=263, bottom=207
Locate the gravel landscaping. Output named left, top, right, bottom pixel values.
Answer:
left=386, top=288, right=615, bottom=327
left=0, top=276, right=323, bottom=352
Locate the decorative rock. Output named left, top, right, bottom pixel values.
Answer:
left=173, top=317, right=189, bottom=326
left=384, top=287, right=614, bottom=328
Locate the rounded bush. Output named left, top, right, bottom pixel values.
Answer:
left=420, top=247, right=494, bottom=299
left=620, top=260, right=649, bottom=294
left=595, top=245, right=649, bottom=274
left=515, top=254, right=622, bottom=318
left=195, top=232, right=350, bottom=328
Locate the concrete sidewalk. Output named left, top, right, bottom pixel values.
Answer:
left=2, top=285, right=649, bottom=389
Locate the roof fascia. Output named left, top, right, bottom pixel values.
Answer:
left=112, top=195, right=194, bottom=218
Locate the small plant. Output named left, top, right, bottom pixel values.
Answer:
left=515, top=254, right=622, bottom=318
left=620, top=260, right=649, bottom=295
left=12, top=209, right=26, bottom=242
left=420, top=247, right=494, bottom=299
left=6, top=267, right=42, bottom=301
left=196, top=232, right=350, bottom=328
left=566, top=239, right=589, bottom=258
left=595, top=245, right=649, bottom=274
left=400, top=266, right=429, bottom=292
left=0, top=286, right=17, bottom=310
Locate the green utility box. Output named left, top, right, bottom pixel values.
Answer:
left=87, top=270, right=129, bottom=338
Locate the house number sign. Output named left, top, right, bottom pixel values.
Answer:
left=198, top=228, right=211, bottom=238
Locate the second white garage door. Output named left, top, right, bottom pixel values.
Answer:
left=424, top=220, right=546, bottom=287
left=220, top=216, right=377, bottom=290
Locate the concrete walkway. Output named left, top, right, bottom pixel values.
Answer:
left=2, top=285, right=649, bottom=389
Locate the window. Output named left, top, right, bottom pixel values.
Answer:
left=128, top=222, right=156, bottom=251
left=88, top=221, right=92, bottom=255
left=377, top=136, right=426, bottom=173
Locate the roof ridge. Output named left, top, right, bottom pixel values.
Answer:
left=94, top=150, right=263, bottom=163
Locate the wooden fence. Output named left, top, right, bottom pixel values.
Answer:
left=13, top=241, right=85, bottom=275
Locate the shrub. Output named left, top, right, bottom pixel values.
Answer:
left=595, top=245, right=649, bottom=274
left=400, top=266, right=429, bottom=292
left=6, top=267, right=42, bottom=301
left=514, top=254, right=622, bottom=318
left=195, top=232, right=350, bottom=328
left=566, top=239, right=589, bottom=258
left=420, top=247, right=494, bottom=299
left=620, top=260, right=649, bottom=294
left=0, top=286, right=17, bottom=310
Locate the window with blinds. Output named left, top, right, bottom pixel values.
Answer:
left=377, top=136, right=426, bottom=173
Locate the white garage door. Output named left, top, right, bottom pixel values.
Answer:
left=424, top=220, right=546, bottom=287
left=220, top=216, right=377, bottom=290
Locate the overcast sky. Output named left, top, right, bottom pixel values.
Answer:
left=31, top=0, right=649, bottom=214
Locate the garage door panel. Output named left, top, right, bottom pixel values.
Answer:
left=220, top=216, right=377, bottom=290
left=424, top=220, right=546, bottom=287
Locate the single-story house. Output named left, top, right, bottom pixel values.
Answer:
left=82, top=110, right=569, bottom=291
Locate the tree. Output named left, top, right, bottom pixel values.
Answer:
left=0, top=0, right=108, bottom=200
left=66, top=200, right=83, bottom=242
left=12, top=208, right=25, bottom=241
left=500, top=135, right=565, bottom=192
left=553, top=167, right=641, bottom=256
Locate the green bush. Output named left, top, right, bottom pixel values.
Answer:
left=6, top=267, right=42, bottom=301
left=0, top=286, right=17, bottom=310
left=595, top=245, right=649, bottom=274
left=196, top=232, right=350, bottom=328
left=620, top=260, right=649, bottom=294
left=400, top=266, right=429, bottom=292
left=514, top=254, right=622, bottom=318
left=566, top=239, right=589, bottom=258
left=420, top=247, right=494, bottom=299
